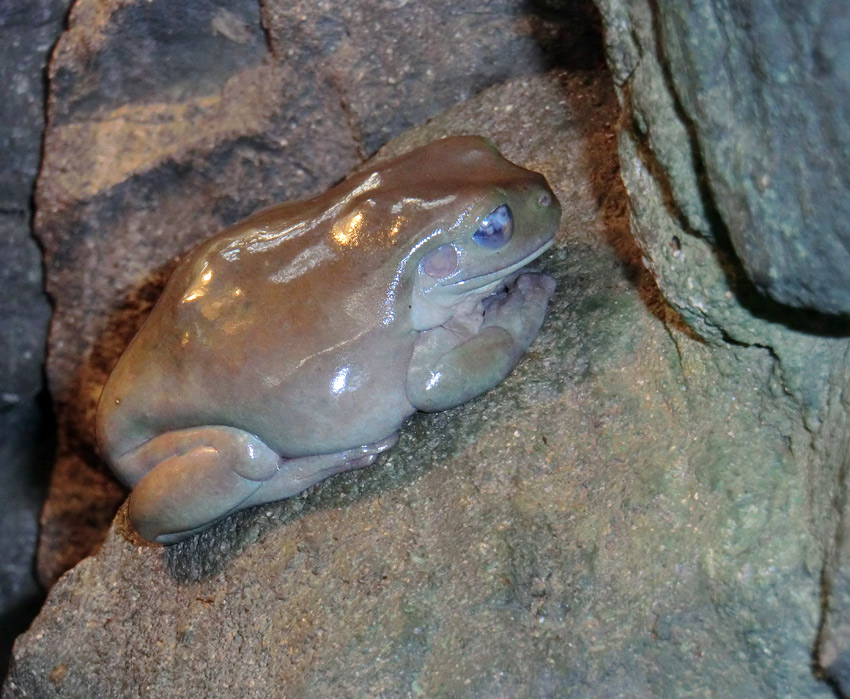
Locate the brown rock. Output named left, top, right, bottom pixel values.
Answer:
left=6, top=71, right=835, bottom=697
left=36, top=0, right=601, bottom=584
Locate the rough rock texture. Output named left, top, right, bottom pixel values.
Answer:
left=33, top=0, right=604, bottom=588
left=4, top=71, right=838, bottom=698
left=0, top=0, right=68, bottom=404
left=0, top=404, right=54, bottom=683
left=7, top=0, right=850, bottom=695
left=595, top=0, right=850, bottom=691
left=0, top=0, right=72, bottom=681
left=600, top=0, right=850, bottom=316
left=0, top=216, right=51, bottom=411
left=821, top=474, right=850, bottom=694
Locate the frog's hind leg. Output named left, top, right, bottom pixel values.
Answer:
left=122, top=428, right=398, bottom=544
left=119, top=426, right=284, bottom=544
left=238, top=432, right=399, bottom=510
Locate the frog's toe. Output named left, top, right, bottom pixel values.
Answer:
left=338, top=432, right=399, bottom=469
left=516, top=271, right=556, bottom=299
left=482, top=289, right=509, bottom=313
left=237, top=436, right=401, bottom=510
left=344, top=452, right=379, bottom=471
left=369, top=432, right=400, bottom=454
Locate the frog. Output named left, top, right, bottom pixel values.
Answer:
left=96, top=135, right=561, bottom=544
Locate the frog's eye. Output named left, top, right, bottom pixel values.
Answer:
left=421, top=244, right=459, bottom=278
left=472, top=204, right=513, bottom=249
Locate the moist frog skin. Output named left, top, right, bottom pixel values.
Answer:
left=96, top=136, right=561, bottom=544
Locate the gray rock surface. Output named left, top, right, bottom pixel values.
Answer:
left=0, top=403, right=54, bottom=683
left=820, top=477, right=850, bottom=694
left=0, top=0, right=72, bottom=682
left=0, top=217, right=50, bottom=410
left=6, top=0, right=850, bottom=694
left=598, top=0, right=850, bottom=316
left=596, top=0, right=850, bottom=690
left=33, top=0, right=604, bottom=587
left=4, top=71, right=837, bottom=699
left=0, top=0, right=68, bottom=405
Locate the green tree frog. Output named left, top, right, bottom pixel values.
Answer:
left=96, top=136, right=560, bottom=543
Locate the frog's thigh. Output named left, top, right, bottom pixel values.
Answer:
left=407, top=326, right=520, bottom=413
left=129, top=431, right=399, bottom=544
left=125, top=425, right=282, bottom=544
left=113, top=426, right=279, bottom=487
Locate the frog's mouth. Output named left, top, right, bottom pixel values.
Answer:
left=440, top=238, right=555, bottom=294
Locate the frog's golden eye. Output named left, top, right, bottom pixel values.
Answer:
left=421, top=244, right=459, bottom=278
left=472, top=205, right=513, bottom=249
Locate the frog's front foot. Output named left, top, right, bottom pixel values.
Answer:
left=407, top=271, right=555, bottom=413
left=481, top=271, right=556, bottom=353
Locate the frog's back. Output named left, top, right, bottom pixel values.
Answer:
left=98, top=135, right=549, bottom=459
left=98, top=190, right=417, bottom=459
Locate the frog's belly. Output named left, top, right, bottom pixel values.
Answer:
left=230, top=356, right=417, bottom=456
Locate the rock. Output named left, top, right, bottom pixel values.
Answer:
left=33, top=0, right=603, bottom=586
left=0, top=402, right=54, bottom=683
left=0, top=0, right=72, bottom=681
left=0, top=217, right=51, bottom=410
left=820, top=537, right=850, bottom=692
left=816, top=404, right=850, bottom=693
left=0, top=0, right=69, bottom=406
left=4, top=71, right=835, bottom=698
left=597, top=0, right=850, bottom=316
left=0, top=0, right=71, bottom=210
left=596, top=0, right=850, bottom=690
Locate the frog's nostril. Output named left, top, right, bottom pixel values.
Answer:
left=538, top=192, right=552, bottom=208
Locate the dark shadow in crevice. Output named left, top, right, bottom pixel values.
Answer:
left=522, top=0, right=608, bottom=73
left=0, top=389, right=56, bottom=683
left=546, top=64, right=705, bottom=345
